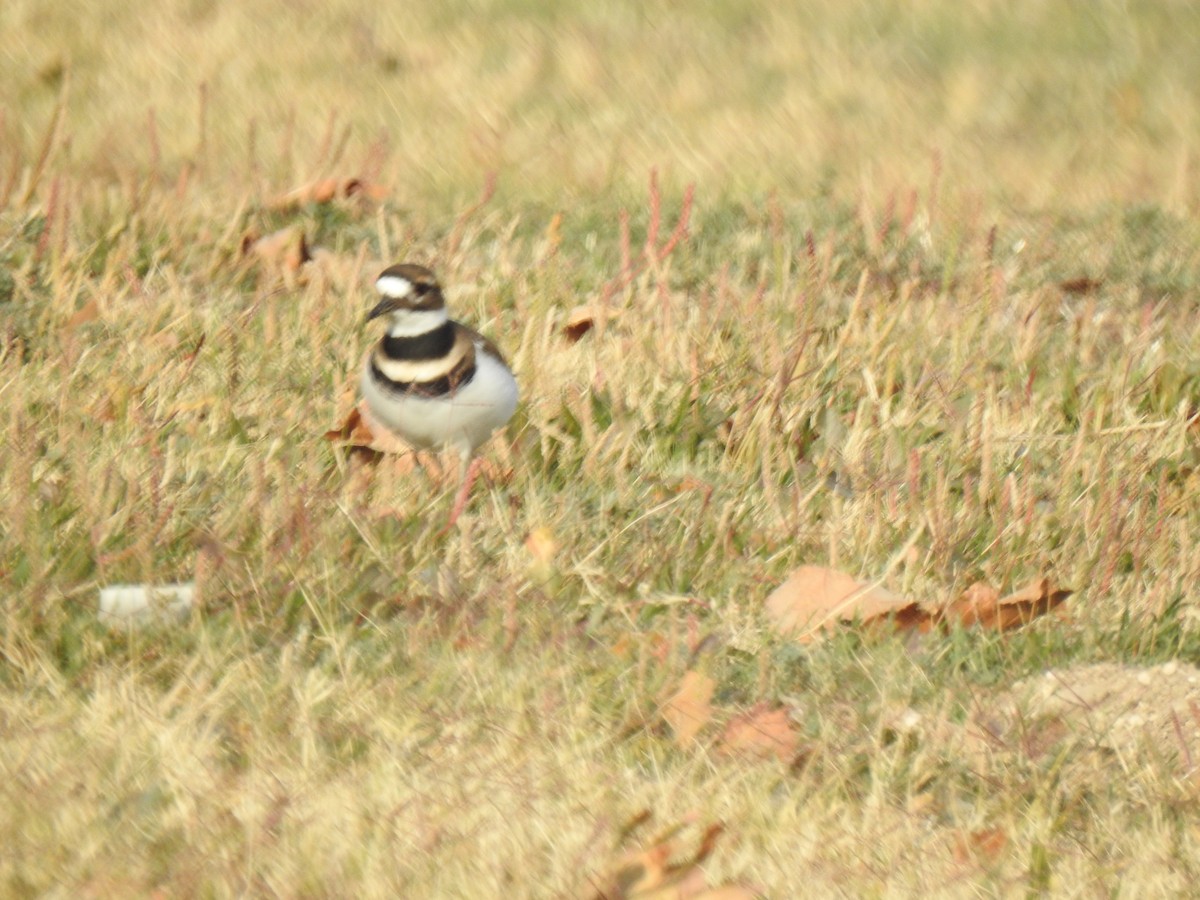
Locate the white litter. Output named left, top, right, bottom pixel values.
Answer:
left=98, top=583, right=195, bottom=626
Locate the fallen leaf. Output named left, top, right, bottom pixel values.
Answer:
left=324, top=407, right=376, bottom=446
left=765, top=565, right=931, bottom=642
left=324, top=405, right=389, bottom=466
left=951, top=581, right=1000, bottom=620
left=952, top=826, right=1009, bottom=863
left=544, top=211, right=563, bottom=256
left=64, top=298, right=99, bottom=331
left=906, top=790, right=937, bottom=815
left=90, top=396, right=117, bottom=423
left=150, top=330, right=181, bottom=351
left=662, top=671, right=715, bottom=747
left=615, top=809, right=655, bottom=844
left=524, top=526, right=558, bottom=569
left=564, top=307, right=597, bottom=342
left=675, top=476, right=713, bottom=502
left=563, top=305, right=620, bottom=343
left=611, top=635, right=633, bottom=660
left=587, top=820, right=755, bottom=900
left=268, top=176, right=387, bottom=210
left=718, top=703, right=800, bottom=763
left=168, top=395, right=218, bottom=416
left=946, top=578, right=1072, bottom=631
left=242, top=226, right=311, bottom=272
left=306, top=245, right=355, bottom=281
left=1059, top=277, right=1103, bottom=295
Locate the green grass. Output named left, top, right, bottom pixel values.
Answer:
left=4, top=0, right=1200, bottom=895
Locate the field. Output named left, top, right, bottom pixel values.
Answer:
left=4, top=0, right=1200, bottom=895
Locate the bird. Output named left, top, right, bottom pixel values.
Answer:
left=360, top=263, right=518, bottom=527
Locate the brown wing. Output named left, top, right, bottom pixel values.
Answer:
left=456, top=322, right=510, bottom=367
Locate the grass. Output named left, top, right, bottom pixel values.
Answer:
left=4, top=0, right=1200, bottom=895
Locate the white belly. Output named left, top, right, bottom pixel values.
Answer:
left=361, top=348, right=518, bottom=457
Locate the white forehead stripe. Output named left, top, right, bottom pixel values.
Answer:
left=376, top=275, right=413, bottom=299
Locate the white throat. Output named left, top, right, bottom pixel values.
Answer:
left=385, top=306, right=448, bottom=337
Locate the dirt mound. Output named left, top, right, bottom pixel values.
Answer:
left=993, top=661, right=1200, bottom=768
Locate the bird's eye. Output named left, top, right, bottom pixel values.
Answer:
left=414, top=283, right=430, bottom=295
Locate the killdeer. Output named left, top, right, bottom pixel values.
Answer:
left=360, top=263, right=518, bottom=525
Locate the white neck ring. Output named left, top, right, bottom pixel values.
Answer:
left=385, top=306, right=449, bottom=337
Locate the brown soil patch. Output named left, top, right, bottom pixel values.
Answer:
left=989, top=661, right=1200, bottom=770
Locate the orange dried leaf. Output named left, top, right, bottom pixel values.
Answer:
left=765, top=565, right=925, bottom=642
left=663, top=671, right=715, bottom=747
left=151, top=330, right=181, bottom=351
left=545, top=211, right=563, bottom=254
left=65, top=298, right=99, bottom=331
left=324, top=407, right=376, bottom=446
left=892, top=602, right=940, bottom=634
left=952, top=826, right=1009, bottom=863
left=269, top=176, right=387, bottom=210
left=941, top=581, right=994, bottom=629
left=688, top=823, right=725, bottom=867
left=1059, top=276, right=1102, bottom=295
left=564, top=306, right=599, bottom=342
left=305, top=177, right=341, bottom=204
left=92, top=397, right=117, bottom=423
left=948, top=578, right=1071, bottom=631
left=243, top=226, right=311, bottom=272
left=588, top=821, right=749, bottom=900
left=524, top=526, right=558, bottom=568
left=593, top=842, right=673, bottom=899
left=610, top=635, right=633, bottom=659
left=307, top=245, right=351, bottom=275
left=358, top=181, right=389, bottom=201
left=169, top=396, right=218, bottom=416
left=718, top=703, right=800, bottom=763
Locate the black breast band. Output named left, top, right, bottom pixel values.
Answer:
left=382, top=322, right=456, bottom=360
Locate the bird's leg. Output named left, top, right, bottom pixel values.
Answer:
left=445, top=455, right=482, bottom=530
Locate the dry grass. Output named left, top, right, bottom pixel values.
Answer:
left=4, top=0, right=1200, bottom=896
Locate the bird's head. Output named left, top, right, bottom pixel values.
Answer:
left=366, top=263, right=448, bottom=335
